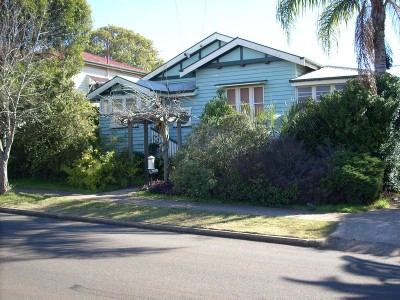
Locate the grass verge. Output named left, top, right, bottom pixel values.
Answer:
left=134, top=191, right=392, bottom=213
left=0, top=192, right=336, bottom=240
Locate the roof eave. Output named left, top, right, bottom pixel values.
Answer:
left=84, top=61, right=147, bottom=76
left=180, top=38, right=322, bottom=77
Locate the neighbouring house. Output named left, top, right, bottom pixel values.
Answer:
left=73, top=51, right=147, bottom=97
left=86, top=32, right=358, bottom=156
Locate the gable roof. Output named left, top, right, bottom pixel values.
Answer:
left=83, top=51, right=147, bottom=76
left=142, top=32, right=233, bottom=80
left=180, top=37, right=322, bottom=77
left=86, top=75, right=151, bottom=100
left=86, top=75, right=198, bottom=100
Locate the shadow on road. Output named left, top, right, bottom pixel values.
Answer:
left=0, top=214, right=181, bottom=262
left=283, top=255, right=400, bottom=299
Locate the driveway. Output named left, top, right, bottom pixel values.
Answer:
left=329, top=209, right=400, bottom=256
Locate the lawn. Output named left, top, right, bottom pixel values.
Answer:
left=0, top=192, right=336, bottom=240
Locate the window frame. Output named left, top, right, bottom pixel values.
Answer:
left=101, top=95, right=141, bottom=129
left=296, top=84, right=346, bottom=102
left=225, top=85, right=264, bottom=118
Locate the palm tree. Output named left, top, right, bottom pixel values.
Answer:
left=276, top=0, right=400, bottom=76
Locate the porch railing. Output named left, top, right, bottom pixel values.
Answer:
left=150, top=127, right=179, bottom=157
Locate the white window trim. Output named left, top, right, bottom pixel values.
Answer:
left=296, top=84, right=345, bottom=102
left=101, top=95, right=142, bottom=129
left=226, top=85, right=264, bottom=118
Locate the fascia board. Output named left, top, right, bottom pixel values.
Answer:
left=290, top=78, right=350, bottom=87
left=180, top=38, right=321, bottom=77
left=143, top=33, right=233, bottom=80
left=84, top=61, right=146, bottom=76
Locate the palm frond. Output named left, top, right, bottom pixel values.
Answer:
left=386, top=0, right=400, bottom=36
left=276, top=0, right=329, bottom=41
left=317, top=0, right=359, bottom=53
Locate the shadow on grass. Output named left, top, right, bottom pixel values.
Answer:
left=38, top=199, right=335, bottom=239
left=283, top=255, right=400, bottom=299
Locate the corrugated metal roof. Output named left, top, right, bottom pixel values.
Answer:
left=136, top=79, right=197, bottom=94
left=292, top=66, right=359, bottom=82
left=168, top=81, right=197, bottom=92
left=88, top=75, right=109, bottom=83
left=83, top=51, right=147, bottom=74
left=135, top=80, right=169, bottom=92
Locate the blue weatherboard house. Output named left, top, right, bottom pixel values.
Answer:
left=86, top=33, right=358, bottom=155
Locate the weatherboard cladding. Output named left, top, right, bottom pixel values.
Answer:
left=99, top=117, right=147, bottom=153
left=97, top=33, right=350, bottom=154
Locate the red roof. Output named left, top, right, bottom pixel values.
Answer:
left=83, top=51, right=146, bottom=74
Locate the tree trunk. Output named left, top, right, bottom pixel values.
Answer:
left=0, top=152, right=10, bottom=194
left=372, top=0, right=386, bottom=74
left=128, top=121, right=133, bottom=159
left=144, top=120, right=149, bottom=182
left=160, top=121, right=169, bottom=182
left=177, top=122, right=182, bottom=150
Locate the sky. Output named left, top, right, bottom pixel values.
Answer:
left=87, top=0, right=400, bottom=73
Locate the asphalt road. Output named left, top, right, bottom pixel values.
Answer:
left=1, top=213, right=400, bottom=299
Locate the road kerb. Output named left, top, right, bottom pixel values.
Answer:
left=0, top=207, right=327, bottom=248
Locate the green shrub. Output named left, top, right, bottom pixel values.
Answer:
left=282, top=74, right=400, bottom=192
left=62, top=148, right=143, bottom=190
left=171, top=113, right=269, bottom=198
left=226, top=137, right=329, bottom=205
left=62, top=147, right=115, bottom=190
left=323, top=151, right=385, bottom=205
left=171, top=159, right=217, bottom=198
left=221, top=170, right=299, bottom=207
left=199, top=88, right=236, bottom=125
left=111, top=151, right=143, bottom=188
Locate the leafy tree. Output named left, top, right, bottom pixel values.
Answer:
left=86, top=25, right=164, bottom=71
left=276, top=0, right=400, bottom=82
left=0, top=0, right=92, bottom=194
left=10, top=88, right=97, bottom=180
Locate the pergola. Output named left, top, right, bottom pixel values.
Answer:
left=111, top=96, right=190, bottom=182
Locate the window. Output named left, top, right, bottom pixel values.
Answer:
left=298, top=87, right=312, bottom=102
left=101, top=95, right=140, bottom=128
left=316, top=86, right=331, bottom=101
left=226, top=85, right=264, bottom=117
left=103, top=99, right=110, bottom=114
left=296, top=84, right=347, bottom=102
left=335, top=85, right=345, bottom=91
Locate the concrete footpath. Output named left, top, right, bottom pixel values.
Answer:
left=4, top=187, right=400, bottom=256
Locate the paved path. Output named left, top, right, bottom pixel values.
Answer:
left=13, top=187, right=400, bottom=256
left=14, top=187, right=347, bottom=222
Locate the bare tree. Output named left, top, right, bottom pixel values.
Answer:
left=109, top=87, right=189, bottom=182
